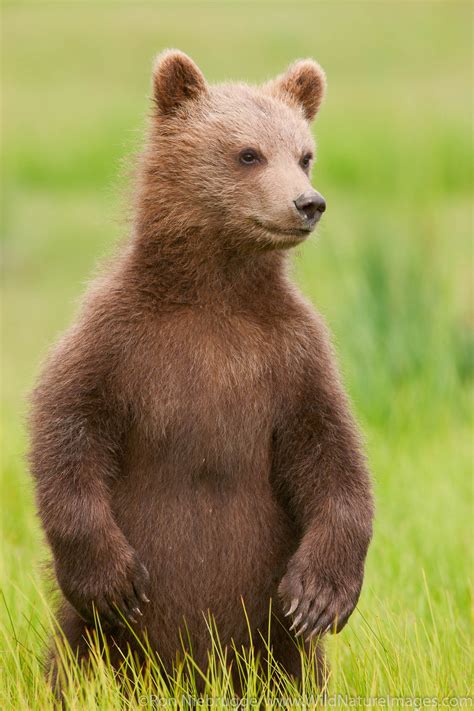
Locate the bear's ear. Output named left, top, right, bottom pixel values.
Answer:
left=152, top=50, right=208, bottom=116
left=265, top=59, right=326, bottom=122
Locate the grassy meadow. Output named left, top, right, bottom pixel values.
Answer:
left=1, top=2, right=473, bottom=707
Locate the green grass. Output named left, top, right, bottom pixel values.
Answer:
left=1, top=1, right=473, bottom=707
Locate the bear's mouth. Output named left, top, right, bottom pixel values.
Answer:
left=252, top=219, right=313, bottom=242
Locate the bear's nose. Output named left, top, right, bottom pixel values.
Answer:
left=294, top=191, right=326, bottom=223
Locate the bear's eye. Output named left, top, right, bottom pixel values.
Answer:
left=300, top=152, right=313, bottom=170
left=239, top=149, right=260, bottom=166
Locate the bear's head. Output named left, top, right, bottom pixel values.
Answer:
left=142, top=50, right=326, bottom=252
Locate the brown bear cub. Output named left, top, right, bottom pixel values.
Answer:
left=29, top=50, right=374, bottom=686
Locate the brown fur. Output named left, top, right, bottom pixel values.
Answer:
left=29, top=51, right=374, bottom=687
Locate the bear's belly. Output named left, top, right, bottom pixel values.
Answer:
left=111, top=435, right=295, bottom=662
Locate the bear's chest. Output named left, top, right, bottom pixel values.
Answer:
left=126, top=310, right=281, bottom=474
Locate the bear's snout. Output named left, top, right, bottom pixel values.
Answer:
left=293, top=190, right=326, bottom=227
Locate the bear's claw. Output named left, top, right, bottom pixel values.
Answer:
left=284, top=597, right=300, bottom=617
left=279, top=560, right=362, bottom=641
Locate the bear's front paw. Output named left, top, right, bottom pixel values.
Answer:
left=278, top=558, right=362, bottom=640
left=57, top=548, right=150, bottom=630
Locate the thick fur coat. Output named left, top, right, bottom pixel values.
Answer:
left=29, top=51, right=374, bottom=684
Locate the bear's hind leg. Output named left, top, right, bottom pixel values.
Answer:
left=266, top=618, right=329, bottom=690
left=47, top=602, right=96, bottom=694
left=48, top=601, right=131, bottom=696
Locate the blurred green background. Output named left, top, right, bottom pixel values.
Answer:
left=1, top=0, right=473, bottom=701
